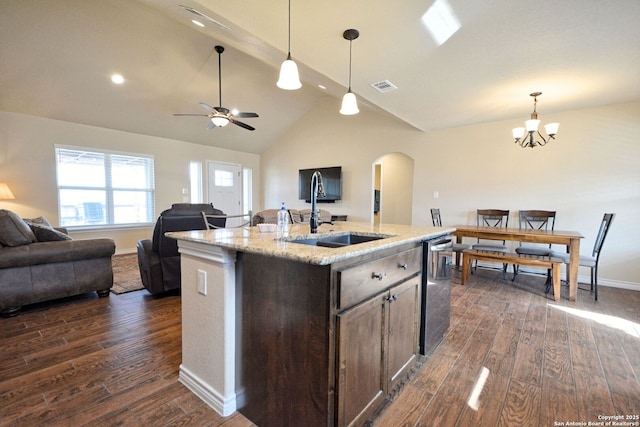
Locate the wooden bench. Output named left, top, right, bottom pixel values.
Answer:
left=461, top=249, right=563, bottom=301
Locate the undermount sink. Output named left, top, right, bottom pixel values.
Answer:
left=286, top=232, right=392, bottom=248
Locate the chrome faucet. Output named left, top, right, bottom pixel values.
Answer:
left=310, top=171, right=326, bottom=233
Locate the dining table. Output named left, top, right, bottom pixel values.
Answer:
left=452, top=225, right=584, bottom=301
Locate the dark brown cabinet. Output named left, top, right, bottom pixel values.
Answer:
left=236, top=242, right=425, bottom=427
left=336, top=276, right=420, bottom=427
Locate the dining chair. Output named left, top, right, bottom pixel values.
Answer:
left=512, top=210, right=556, bottom=285
left=550, top=213, right=615, bottom=301
left=430, top=208, right=470, bottom=275
left=473, top=209, right=510, bottom=278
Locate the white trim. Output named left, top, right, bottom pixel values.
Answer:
left=179, top=365, right=237, bottom=416
left=177, top=240, right=236, bottom=263
left=586, top=277, right=640, bottom=291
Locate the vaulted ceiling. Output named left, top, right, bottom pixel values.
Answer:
left=2, top=0, right=639, bottom=154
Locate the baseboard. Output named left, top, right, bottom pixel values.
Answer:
left=179, top=364, right=237, bottom=417
left=593, top=277, right=640, bottom=291
left=477, top=262, right=640, bottom=291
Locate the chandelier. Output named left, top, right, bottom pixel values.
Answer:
left=512, top=92, right=559, bottom=148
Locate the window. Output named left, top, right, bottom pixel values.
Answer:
left=243, top=167, right=252, bottom=214
left=190, top=161, right=202, bottom=203
left=214, top=169, right=234, bottom=187
left=55, top=146, right=155, bottom=227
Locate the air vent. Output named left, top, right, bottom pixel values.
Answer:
left=370, top=80, right=398, bottom=93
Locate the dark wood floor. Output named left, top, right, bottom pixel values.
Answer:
left=1, top=269, right=639, bottom=426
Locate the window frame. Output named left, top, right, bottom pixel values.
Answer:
left=54, top=145, right=156, bottom=230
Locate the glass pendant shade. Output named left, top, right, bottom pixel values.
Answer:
left=525, top=119, right=540, bottom=132
left=211, top=116, right=230, bottom=127
left=512, top=127, right=525, bottom=139
left=276, top=55, right=302, bottom=90
left=544, top=122, right=559, bottom=136
left=340, top=91, right=359, bottom=115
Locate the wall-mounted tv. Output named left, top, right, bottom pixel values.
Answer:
left=298, top=166, right=342, bottom=203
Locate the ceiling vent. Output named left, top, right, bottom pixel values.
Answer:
left=370, top=80, right=398, bottom=93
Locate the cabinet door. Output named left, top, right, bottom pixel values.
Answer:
left=387, top=277, right=420, bottom=390
left=336, top=293, right=386, bottom=427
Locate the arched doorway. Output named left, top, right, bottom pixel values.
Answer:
left=373, top=152, right=414, bottom=225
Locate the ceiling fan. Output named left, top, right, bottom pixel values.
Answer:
left=174, top=45, right=259, bottom=131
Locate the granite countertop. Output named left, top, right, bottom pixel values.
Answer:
left=167, top=221, right=455, bottom=265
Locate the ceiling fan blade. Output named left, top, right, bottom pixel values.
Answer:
left=234, top=112, right=259, bottom=118
left=207, top=121, right=216, bottom=130
left=230, top=118, right=255, bottom=131
left=173, top=113, right=209, bottom=117
left=200, top=102, right=215, bottom=111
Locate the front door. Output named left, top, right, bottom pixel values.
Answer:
left=206, top=161, right=242, bottom=227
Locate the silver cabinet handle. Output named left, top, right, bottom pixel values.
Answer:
left=398, top=263, right=408, bottom=270
left=372, top=272, right=385, bottom=281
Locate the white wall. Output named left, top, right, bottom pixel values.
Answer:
left=0, top=111, right=260, bottom=253
left=260, top=98, right=640, bottom=287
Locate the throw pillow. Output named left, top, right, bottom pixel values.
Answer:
left=28, top=223, right=72, bottom=242
left=23, top=215, right=53, bottom=228
left=0, top=209, right=37, bottom=247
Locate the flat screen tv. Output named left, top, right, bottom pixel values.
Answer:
left=298, top=166, right=342, bottom=203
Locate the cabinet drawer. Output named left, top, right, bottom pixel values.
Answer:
left=337, top=248, right=421, bottom=309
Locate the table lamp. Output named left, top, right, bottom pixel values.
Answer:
left=0, top=182, right=15, bottom=200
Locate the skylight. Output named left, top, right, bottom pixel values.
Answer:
left=421, top=0, right=461, bottom=46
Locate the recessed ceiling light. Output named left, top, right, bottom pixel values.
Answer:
left=191, top=19, right=204, bottom=28
left=111, top=74, right=125, bottom=84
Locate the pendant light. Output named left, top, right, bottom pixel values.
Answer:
left=340, top=29, right=360, bottom=115
left=276, top=0, right=302, bottom=90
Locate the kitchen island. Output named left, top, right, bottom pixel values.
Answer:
left=168, top=221, right=454, bottom=426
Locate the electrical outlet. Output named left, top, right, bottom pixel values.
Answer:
left=197, top=270, right=207, bottom=295
left=433, top=191, right=439, bottom=199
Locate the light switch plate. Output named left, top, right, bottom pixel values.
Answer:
left=197, top=269, right=207, bottom=295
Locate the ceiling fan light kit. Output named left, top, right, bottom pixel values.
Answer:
left=211, top=115, right=230, bottom=127
left=276, top=0, right=302, bottom=90
left=340, top=28, right=360, bottom=116
left=512, top=92, right=559, bottom=148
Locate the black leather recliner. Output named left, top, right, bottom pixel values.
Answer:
left=137, top=203, right=225, bottom=295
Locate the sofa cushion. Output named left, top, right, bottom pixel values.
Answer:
left=28, top=223, right=72, bottom=242
left=252, top=209, right=280, bottom=225
left=0, top=239, right=115, bottom=269
left=0, top=210, right=36, bottom=247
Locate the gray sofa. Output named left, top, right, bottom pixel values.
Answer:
left=0, top=209, right=115, bottom=316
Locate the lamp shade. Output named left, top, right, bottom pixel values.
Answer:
left=276, top=57, right=302, bottom=90
left=544, top=122, right=559, bottom=136
left=0, top=183, right=15, bottom=200
left=340, top=91, right=359, bottom=115
left=525, top=119, right=540, bottom=132
left=512, top=127, right=525, bottom=139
